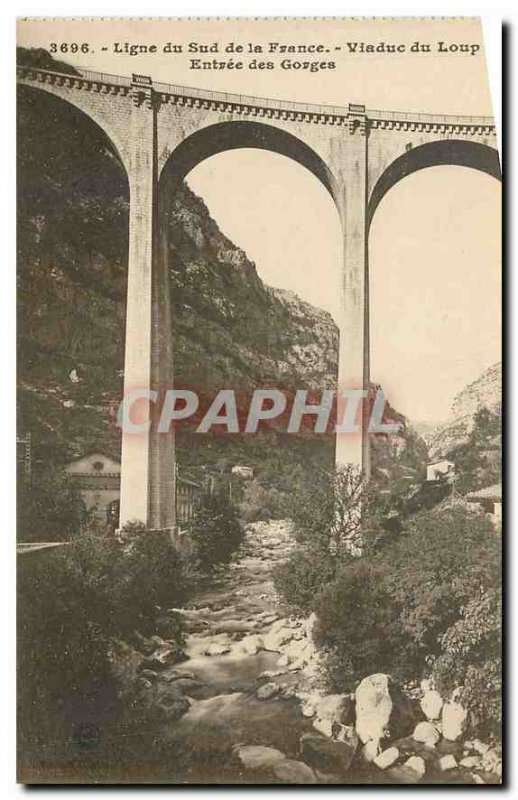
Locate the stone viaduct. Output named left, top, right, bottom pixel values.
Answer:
left=17, top=64, right=501, bottom=533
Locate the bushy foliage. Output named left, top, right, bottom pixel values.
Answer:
left=240, top=478, right=283, bottom=523
left=274, top=548, right=338, bottom=613
left=433, top=589, right=502, bottom=736
left=274, top=465, right=407, bottom=609
left=449, top=407, right=501, bottom=493
left=17, top=530, right=194, bottom=763
left=314, top=508, right=500, bottom=709
left=17, top=469, right=86, bottom=542
left=188, top=490, right=244, bottom=572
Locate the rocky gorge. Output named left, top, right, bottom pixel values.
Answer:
left=118, top=520, right=502, bottom=785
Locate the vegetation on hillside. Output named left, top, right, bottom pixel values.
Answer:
left=275, top=467, right=502, bottom=737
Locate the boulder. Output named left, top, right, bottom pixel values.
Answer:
left=271, top=759, right=317, bottom=784
left=236, top=745, right=286, bottom=771
left=355, top=674, right=418, bottom=744
left=256, top=682, right=279, bottom=700
left=412, top=721, right=440, bottom=745
left=312, top=718, right=334, bottom=738
left=420, top=690, right=443, bottom=721
left=315, top=694, right=354, bottom=725
left=373, top=747, right=399, bottom=770
left=438, top=754, right=458, bottom=771
left=442, top=701, right=468, bottom=741
left=460, top=755, right=481, bottom=768
left=206, top=640, right=231, bottom=656
left=240, top=634, right=263, bottom=656
left=284, top=637, right=312, bottom=662
left=362, top=740, right=381, bottom=763
left=300, top=732, right=358, bottom=774
left=263, top=626, right=293, bottom=652
left=404, top=755, right=426, bottom=779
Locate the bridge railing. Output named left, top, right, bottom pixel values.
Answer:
left=18, top=64, right=495, bottom=128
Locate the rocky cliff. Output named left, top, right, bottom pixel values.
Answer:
left=428, top=363, right=501, bottom=460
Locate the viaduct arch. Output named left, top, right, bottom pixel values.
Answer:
left=17, top=64, right=501, bottom=533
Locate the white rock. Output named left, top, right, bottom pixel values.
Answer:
left=206, top=641, right=231, bottom=656
left=276, top=653, right=289, bottom=668
left=240, top=634, right=263, bottom=655
left=312, top=717, right=334, bottom=738
left=404, top=755, right=426, bottom=779
left=263, top=627, right=293, bottom=652
left=472, top=739, right=490, bottom=755
left=473, top=774, right=486, bottom=784
left=438, top=754, right=458, bottom=771
left=284, top=638, right=311, bottom=661
left=257, top=682, right=278, bottom=700
left=413, top=721, right=440, bottom=745
left=315, top=694, right=350, bottom=724
left=236, top=745, right=286, bottom=770
left=420, top=690, right=443, bottom=720
left=442, top=701, right=468, bottom=741
left=460, top=756, right=481, bottom=768
left=362, top=740, right=381, bottom=762
left=373, top=747, right=399, bottom=770
left=355, top=674, right=417, bottom=744
left=301, top=703, right=316, bottom=718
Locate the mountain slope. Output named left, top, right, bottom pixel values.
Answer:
left=428, top=363, right=501, bottom=460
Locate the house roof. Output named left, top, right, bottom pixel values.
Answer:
left=466, top=483, right=502, bottom=502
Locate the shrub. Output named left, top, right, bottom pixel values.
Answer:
left=286, top=464, right=364, bottom=557
left=17, top=528, right=196, bottom=764
left=240, top=478, right=282, bottom=523
left=111, top=531, right=194, bottom=637
left=314, top=507, right=501, bottom=698
left=433, top=588, right=502, bottom=737
left=188, top=490, right=244, bottom=572
left=17, top=469, right=85, bottom=542
left=273, top=548, right=338, bottom=613
left=274, top=464, right=406, bottom=610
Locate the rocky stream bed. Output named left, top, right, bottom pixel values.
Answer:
left=123, top=520, right=502, bottom=785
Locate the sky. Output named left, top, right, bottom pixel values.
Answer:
left=18, top=17, right=501, bottom=423
left=187, top=155, right=500, bottom=424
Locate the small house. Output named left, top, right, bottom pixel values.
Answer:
left=65, top=452, right=121, bottom=524
left=231, top=465, right=254, bottom=480
left=466, top=483, right=502, bottom=525
left=426, top=459, right=455, bottom=483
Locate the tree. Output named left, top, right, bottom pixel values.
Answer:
left=188, top=490, right=244, bottom=572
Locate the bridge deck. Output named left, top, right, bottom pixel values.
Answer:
left=17, top=64, right=495, bottom=129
